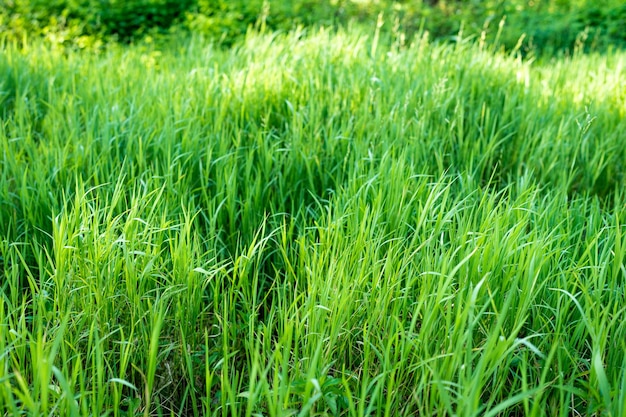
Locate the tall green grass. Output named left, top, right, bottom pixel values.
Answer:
left=0, top=27, right=625, bottom=416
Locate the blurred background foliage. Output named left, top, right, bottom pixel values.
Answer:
left=0, top=0, right=625, bottom=54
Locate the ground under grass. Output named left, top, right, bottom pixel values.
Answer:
left=0, top=28, right=625, bottom=416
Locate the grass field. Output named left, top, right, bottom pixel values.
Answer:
left=1, top=26, right=625, bottom=416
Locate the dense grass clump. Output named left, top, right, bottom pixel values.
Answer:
left=0, top=28, right=625, bottom=416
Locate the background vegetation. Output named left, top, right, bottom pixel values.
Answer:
left=1, top=0, right=626, bottom=53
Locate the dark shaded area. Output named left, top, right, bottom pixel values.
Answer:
left=94, top=0, right=195, bottom=40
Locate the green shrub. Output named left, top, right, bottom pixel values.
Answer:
left=0, top=0, right=194, bottom=44
left=184, top=0, right=359, bottom=45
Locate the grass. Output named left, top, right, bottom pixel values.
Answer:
left=0, top=25, right=625, bottom=416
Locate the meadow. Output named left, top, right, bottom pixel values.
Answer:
left=0, top=24, right=625, bottom=416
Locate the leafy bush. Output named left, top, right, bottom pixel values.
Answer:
left=0, top=0, right=194, bottom=44
left=184, top=0, right=360, bottom=45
